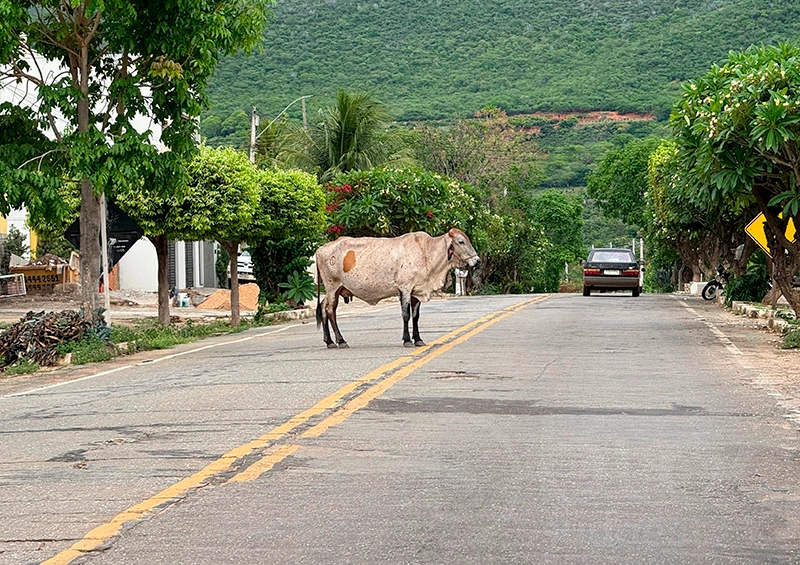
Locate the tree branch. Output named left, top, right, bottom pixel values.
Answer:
left=17, top=149, right=65, bottom=172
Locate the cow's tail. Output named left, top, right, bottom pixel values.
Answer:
left=316, top=264, right=323, bottom=330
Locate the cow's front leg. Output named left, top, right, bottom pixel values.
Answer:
left=411, top=296, right=425, bottom=347
left=400, top=292, right=413, bottom=347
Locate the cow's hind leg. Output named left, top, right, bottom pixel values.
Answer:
left=411, top=296, right=425, bottom=347
left=319, top=294, right=337, bottom=348
left=326, top=291, right=348, bottom=348
left=400, top=291, right=413, bottom=347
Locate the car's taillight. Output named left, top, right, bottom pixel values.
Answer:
left=583, top=268, right=601, bottom=275
left=622, top=269, right=640, bottom=277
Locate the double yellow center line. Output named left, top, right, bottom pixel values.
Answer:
left=43, top=295, right=546, bottom=565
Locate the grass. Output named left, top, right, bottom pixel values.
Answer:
left=53, top=317, right=278, bottom=366
left=3, top=360, right=41, bottom=376
left=781, top=328, right=800, bottom=349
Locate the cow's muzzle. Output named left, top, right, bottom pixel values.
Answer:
left=467, top=255, right=481, bottom=268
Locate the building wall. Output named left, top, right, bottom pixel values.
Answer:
left=118, top=238, right=158, bottom=291
left=117, top=238, right=218, bottom=292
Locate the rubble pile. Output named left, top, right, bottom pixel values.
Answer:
left=197, top=283, right=261, bottom=311
left=0, top=310, right=105, bottom=370
left=27, top=253, right=68, bottom=267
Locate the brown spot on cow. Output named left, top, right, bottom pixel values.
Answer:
left=343, top=250, right=356, bottom=273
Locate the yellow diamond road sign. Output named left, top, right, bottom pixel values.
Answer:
left=745, top=213, right=797, bottom=258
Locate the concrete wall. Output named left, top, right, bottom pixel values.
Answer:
left=118, top=238, right=158, bottom=291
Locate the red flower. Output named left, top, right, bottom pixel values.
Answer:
left=427, top=210, right=434, bottom=219
left=326, top=202, right=339, bottom=212
left=327, top=224, right=343, bottom=235
left=343, top=184, right=352, bottom=193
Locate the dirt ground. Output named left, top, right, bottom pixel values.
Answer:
left=0, top=289, right=236, bottom=324
left=687, top=296, right=800, bottom=428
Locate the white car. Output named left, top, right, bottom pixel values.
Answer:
left=228, top=250, right=256, bottom=284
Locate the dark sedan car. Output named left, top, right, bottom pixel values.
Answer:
left=582, top=248, right=642, bottom=297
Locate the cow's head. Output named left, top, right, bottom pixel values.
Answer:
left=447, top=228, right=480, bottom=268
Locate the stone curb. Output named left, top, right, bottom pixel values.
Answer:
left=729, top=300, right=790, bottom=332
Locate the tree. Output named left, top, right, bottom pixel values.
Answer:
left=414, top=107, right=543, bottom=198
left=184, top=147, right=260, bottom=326
left=293, top=91, right=409, bottom=181
left=0, top=0, right=273, bottom=316
left=645, top=141, right=758, bottom=288
left=117, top=182, right=201, bottom=325
left=530, top=189, right=584, bottom=292
left=586, top=137, right=663, bottom=228
left=672, top=43, right=800, bottom=314
left=324, top=167, right=486, bottom=239
left=248, top=168, right=326, bottom=303
left=1, top=225, right=29, bottom=275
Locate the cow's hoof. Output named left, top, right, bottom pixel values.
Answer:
left=338, top=342, right=349, bottom=349
left=414, top=340, right=426, bottom=347
left=404, top=341, right=414, bottom=348
left=327, top=342, right=338, bottom=349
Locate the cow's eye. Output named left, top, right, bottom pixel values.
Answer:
left=457, top=239, right=464, bottom=244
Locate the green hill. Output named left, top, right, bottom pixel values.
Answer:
left=203, top=0, right=800, bottom=144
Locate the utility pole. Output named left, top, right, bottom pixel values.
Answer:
left=302, top=97, right=307, bottom=128
left=249, top=106, right=259, bottom=164
left=250, top=95, right=313, bottom=164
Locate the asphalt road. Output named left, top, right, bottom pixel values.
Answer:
left=1, top=293, right=800, bottom=564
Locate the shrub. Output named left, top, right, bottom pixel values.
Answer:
left=723, top=270, right=771, bottom=307
left=278, top=271, right=316, bottom=306
left=781, top=329, right=800, bottom=349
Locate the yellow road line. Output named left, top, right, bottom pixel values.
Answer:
left=42, top=295, right=546, bottom=565
left=225, top=444, right=302, bottom=484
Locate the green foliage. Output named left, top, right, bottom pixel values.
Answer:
left=672, top=42, right=800, bottom=312
left=325, top=167, right=485, bottom=238
left=248, top=168, right=326, bottom=302
left=205, top=0, right=800, bottom=135
left=292, top=91, right=409, bottom=181
left=35, top=236, right=76, bottom=262
left=587, top=137, right=662, bottom=227
left=184, top=146, right=261, bottom=241
left=2, top=359, right=40, bottom=376
left=1, top=225, right=29, bottom=275
left=278, top=271, right=316, bottom=306
left=781, top=328, right=800, bottom=349
left=722, top=254, right=770, bottom=306
left=582, top=197, right=639, bottom=250
left=723, top=270, right=771, bottom=307
left=1, top=0, right=274, bottom=305
left=529, top=189, right=585, bottom=292
left=413, top=108, right=543, bottom=194
left=216, top=245, right=231, bottom=288
left=57, top=336, right=115, bottom=365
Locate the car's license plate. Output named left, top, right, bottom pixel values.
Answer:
left=604, top=269, right=620, bottom=275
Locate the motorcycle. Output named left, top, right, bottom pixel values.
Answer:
left=702, top=266, right=729, bottom=301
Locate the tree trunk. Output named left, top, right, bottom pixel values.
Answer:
left=79, top=178, right=102, bottom=317
left=77, top=41, right=101, bottom=319
left=222, top=240, right=241, bottom=326
left=150, top=235, right=171, bottom=326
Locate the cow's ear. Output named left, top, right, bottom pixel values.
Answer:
left=448, top=243, right=454, bottom=261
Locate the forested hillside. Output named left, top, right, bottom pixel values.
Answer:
left=203, top=0, right=800, bottom=144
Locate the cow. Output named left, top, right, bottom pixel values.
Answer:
left=315, top=228, right=480, bottom=349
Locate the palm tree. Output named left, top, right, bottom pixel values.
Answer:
left=293, top=91, right=409, bottom=181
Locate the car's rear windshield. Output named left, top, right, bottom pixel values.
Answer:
left=590, top=250, right=634, bottom=263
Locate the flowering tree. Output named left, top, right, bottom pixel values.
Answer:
left=672, top=43, right=800, bottom=314
left=325, top=167, right=484, bottom=238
